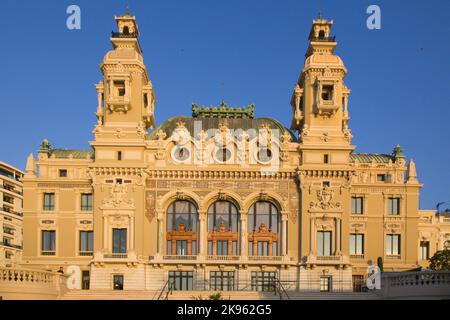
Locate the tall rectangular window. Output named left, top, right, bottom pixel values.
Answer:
left=350, top=234, right=364, bottom=255
left=176, top=240, right=187, bottom=255
left=386, top=234, right=401, bottom=256
left=79, top=231, right=93, bottom=255
left=351, top=197, right=363, bottom=215
left=420, top=241, right=430, bottom=260
left=41, top=230, right=56, bottom=254
left=388, top=198, right=400, bottom=215
left=112, top=228, right=127, bottom=254
left=43, top=193, right=55, bottom=211
left=210, top=271, right=235, bottom=291
left=320, top=277, right=332, bottom=292
left=317, top=231, right=332, bottom=256
left=117, top=151, right=122, bottom=161
left=257, top=241, right=269, bottom=256
left=81, top=193, right=93, bottom=211
left=217, top=240, right=228, bottom=255
left=113, top=275, right=124, bottom=290
left=169, top=271, right=194, bottom=291
left=251, top=272, right=277, bottom=292
left=82, top=271, right=90, bottom=290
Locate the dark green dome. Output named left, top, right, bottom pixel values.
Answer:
left=147, top=116, right=297, bottom=142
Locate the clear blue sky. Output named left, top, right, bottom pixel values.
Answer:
left=1, top=0, right=449, bottom=210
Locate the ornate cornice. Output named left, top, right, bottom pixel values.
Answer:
left=145, top=170, right=295, bottom=180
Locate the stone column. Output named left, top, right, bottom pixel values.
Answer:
left=281, top=214, right=288, bottom=256
left=198, top=212, right=206, bottom=256
left=103, top=215, right=108, bottom=252
left=157, top=213, right=164, bottom=255
left=310, top=216, right=315, bottom=255
left=240, top=212, right=248, bottom=258
left=129, top=214, right=135, bottom=250
left=335, top=217, right=341, bottom=255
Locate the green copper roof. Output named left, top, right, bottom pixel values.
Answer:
left=148, top=116, right=297, bottom=141
left=192, top=101, right=254, bottom=119
left=48, top=149, right=94, bottom=159
left=350, top=153, right=394, bottom=164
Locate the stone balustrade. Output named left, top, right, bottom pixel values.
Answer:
left=0, top=267, right=68, bottom=300
left=379, top=271, right=450, bottom=299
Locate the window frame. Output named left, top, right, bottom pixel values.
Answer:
left=43, top=193, right=55, bottom=211
left=41, top=230, right=56, bottom=254
left=112, top=228, right=127, bottom=254
left=317, top=231, right=332, bottom=257
left=79, top=230, right=93, bottom=255
left=349, top=233, right=364, bottom=255
left=81, top=193, right=93, bottom=211
left=386, top=234, right=401, bottom=256
left=351, top=196, right=364, bottom=215
left=387, top=197, right=401, bottom=215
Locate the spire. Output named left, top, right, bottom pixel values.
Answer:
left=407, top=159, right=419, bottom=184
left=25, top=153, right=36, bottom=177
left=125, top=0, right=131, bottom=16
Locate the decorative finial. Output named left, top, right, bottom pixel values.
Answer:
left=318, top=11, right=322, bottom=20
left=392, top=144, right=405, bottom=159
left=40, top=139, right=51, bottom=151
left=125, top=0, right=131, bottom=16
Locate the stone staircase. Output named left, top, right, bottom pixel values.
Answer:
left=60, top=289, right=382, bottom=300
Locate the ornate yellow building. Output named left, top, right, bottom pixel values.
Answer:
left=20, top=14, right=449, bottom=294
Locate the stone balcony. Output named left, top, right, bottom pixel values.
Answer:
left=149, top=254, right=292, bottom=266
left=303, top=254, right=350, bottom=267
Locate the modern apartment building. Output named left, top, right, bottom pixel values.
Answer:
left=0, top=162, right=24, bottom=267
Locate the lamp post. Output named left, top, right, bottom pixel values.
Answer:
left=436, top=201, right=450, bottom=214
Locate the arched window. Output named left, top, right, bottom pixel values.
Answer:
left=207, top=201, right=239, bottom=256
left=248, top=201, right=280, bottom=256
left=123, top=26, right=130, bottom=35
left=166, top=200, right=198, bottom=256
left=318, top=30, right=325, bottom=39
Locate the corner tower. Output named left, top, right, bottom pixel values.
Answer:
left=92, top=13, right=156, bottom=146
left=290, top=16, right=352, bottom=150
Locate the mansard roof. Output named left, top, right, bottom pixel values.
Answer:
left=147, top=116, right=298, bottom=142
left=350, top=153, right=395, bottom=164
left=48, top=149, right=94, bottom=159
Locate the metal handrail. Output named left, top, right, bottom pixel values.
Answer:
left=272, top=276, right=290, bottom=300
left=154, top=279, right=175, bottom=300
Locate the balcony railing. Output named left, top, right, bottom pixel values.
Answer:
left=3, top=199, right=14, bottom=205
left=163, top=255, right=197, bottom=260
left=206, top=255, right=240, bottom=261
left=104, top=253, right=128, bottom=259
left=316, top=256, right=341, bottom=261
left=3, top=242, right=22, bottom=250
left=79, top=251, right=93, bottom=256
left=3, top=228, right=15, bottom=235
left=41, top=251, right=56, bottom=256
left=386, top=255, right=401, bottom=260
left=248, top=256, right=283, bottom=261
left=1, top=185, right=22, bottom=195
left=350, top=254, right=365, bottom=260
left=311, top=36, right=336, bottom=42
left=111, top=31, right=138, bottom=38
left=2, top=208, right=23, bottom=217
